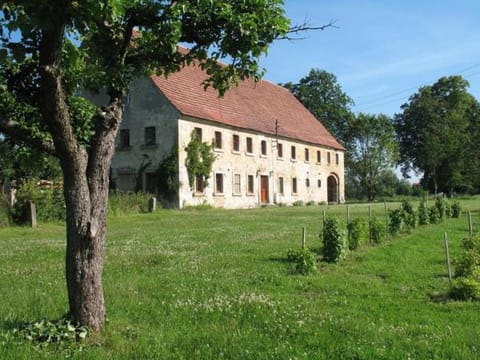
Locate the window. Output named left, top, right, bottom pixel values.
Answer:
left=327, top=152, right=331, bottom=165
left=261, top=140, right=267, bottom=156
left=278, top=177, right=284, bottom=194
left=305, top=148, right=309, bottom=162
left=336, top=153, right=340, bottom=165
left=317, top=150, right=321, bottom=164
left=291, top=145, right=296, bottom=160
left=232, top=134, right=240, bottom=152
left=194, top=127, right=202, bottom=141
left=233, top=173, right=241, bottom=194
left=195, top=175, right=205, bottom=193
left=317, top=179, right=322, bottom=188
left=144, top=126, right=156, bottom=146
left=247, top=175, right=254, bottom=194
left=306, top=178, right=310, bottom=187
left=246, top=137, right=253, bottom=153
left=215, top=173, right=224, bottom=194
left=119, top=129, right=130, bottom=148
left=292, top=177, right=297, bottom=194
left=214, top=131, right=222, bottom=149
left=277, top=143, right=283, bottom=158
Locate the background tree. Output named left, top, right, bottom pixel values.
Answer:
left=346, top=168, right=412, bottom=200
left=0, top=136, right=61, bottom=192
left=348, top=113, right=399, bottom=201
left=0, top=0, right=292, bottom=331
left=463, top=100, right=480, bottom=193
left=395, top=76, right=480, bottom=195
left=283, top=68, right=354, bottom=147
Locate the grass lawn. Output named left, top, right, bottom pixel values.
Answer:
left=1, top=198, right=480, bottom=359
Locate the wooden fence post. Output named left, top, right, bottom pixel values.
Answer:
left=384, top=201, right=388, bottom=241
left=444, top=232, right=452, bottom=284
left=368, top=205, right=372, bottom=243
left=28, top=200, right=37, bottom=228
left=468, top=211, right=473, bottom=238
left=346, top=205, right=351, bottom=245
left=302, top=227, right=306, bottom=249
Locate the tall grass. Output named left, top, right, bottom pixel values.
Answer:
left=1, top=198, right=480, bottom=359
left=0, top=195, right=10, bottom=228
left=107, top=191, right=153, bottom=216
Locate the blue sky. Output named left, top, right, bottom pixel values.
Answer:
left=261, top=0, right=480, bottom=116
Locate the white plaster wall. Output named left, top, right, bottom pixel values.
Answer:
left=110, top=78, right=345, bottom=208
left=111, top=78, right=179, bottom=193
left=178, top=118, right=345, bottom=209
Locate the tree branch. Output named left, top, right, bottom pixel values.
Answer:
left=280, top=20, right=338, bottom=40
left=0, top=119, right=57, bottom=155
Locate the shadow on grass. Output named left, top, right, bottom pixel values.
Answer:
left=0, top=318, right=28, bottom=332
left=428, top=290, right=452, bottom=303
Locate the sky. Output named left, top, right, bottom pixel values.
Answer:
left=260, top=0, right=480, bottom=117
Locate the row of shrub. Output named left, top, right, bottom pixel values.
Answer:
left=389, top=197, right=461, bottom=236
left=287, top=198, right=463, bottom=274
left=10, top=181, right=65, bottom=224
left=1, top=180, right=156, bottom=226
left=449, top=235, right=480, bottom=300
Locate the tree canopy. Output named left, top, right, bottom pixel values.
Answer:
left=0, top=0, right=291, bottom=331
left=283, top=68, right=354, bottom=147
left=394, top=75, right=480, bottom=194
left=347, top=113, right=399, bottom=201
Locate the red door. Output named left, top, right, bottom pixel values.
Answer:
left=260, top=175, right=269, bottom=203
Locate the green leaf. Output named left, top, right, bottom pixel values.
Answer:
left=11, top=46, right=25, bottom=62
left=0, top=49, right=6, bottom=62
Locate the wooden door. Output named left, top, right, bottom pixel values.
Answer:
left=260, top=175, right=269, bottom=203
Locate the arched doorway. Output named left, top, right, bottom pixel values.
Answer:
left=327, top=174, right=339, bottom=203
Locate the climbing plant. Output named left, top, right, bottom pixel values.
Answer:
left=185, top=131, right=215, bottom=189
left=135, top=155, right=152, bottom=193
left=157, top=145, right=179, bottom=202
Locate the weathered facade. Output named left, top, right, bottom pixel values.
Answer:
left=111, top=61, right=345, bottom=208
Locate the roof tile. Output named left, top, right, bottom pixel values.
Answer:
left=150, top=62, right=344, bottom=150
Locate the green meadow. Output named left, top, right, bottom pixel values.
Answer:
left=1, top=199, right=480, bottom=359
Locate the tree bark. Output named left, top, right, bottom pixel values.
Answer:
left=36, top=14, right=122, bottom=331
left=62, top=101, right=122, bottom=331
left=62, top=104, right=122, bottom=331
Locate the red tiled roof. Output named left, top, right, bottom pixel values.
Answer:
left=149, top=60, right=344, bottom=151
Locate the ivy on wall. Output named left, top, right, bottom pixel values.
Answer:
left=135, top=154, right=152, bottom=192
left=157, top=145, right=179, bottom=202
left=185, top=131, right=215, bottom=189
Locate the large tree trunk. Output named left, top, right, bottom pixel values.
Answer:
left=36, top=5, right=125, bottom=331
left=64, top=195, right=106, bottom=330
left=63, top=104, right=122, bottom=331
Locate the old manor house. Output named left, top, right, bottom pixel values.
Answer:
left=111, top=58, right=345, bottom=208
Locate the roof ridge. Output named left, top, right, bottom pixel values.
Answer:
left=147, top=47, right=344, bottom=151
